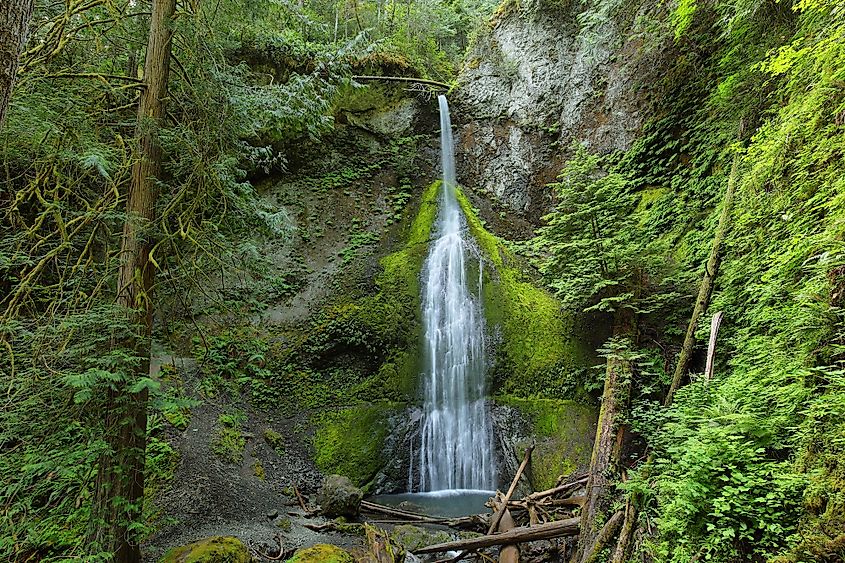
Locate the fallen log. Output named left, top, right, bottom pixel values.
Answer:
left=352, top=75, right=452, bottom=89
left=582, top=510, right=624, bottom=563
left=415, top=517, right=581, bottom=554
left=526, top=477, right=588, bottom=502
left=360, top=500, right=485, bottom=530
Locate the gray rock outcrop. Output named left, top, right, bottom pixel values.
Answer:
left=455, top=0, right=672, bottom=216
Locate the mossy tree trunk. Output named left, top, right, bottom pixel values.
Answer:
left=0, top=0, right=35, bottom=127
left=572, top=312, right=635, bottom=563
left=86, top=0, right=175, bottom=560
left=665, top=156, right=738, bottom=406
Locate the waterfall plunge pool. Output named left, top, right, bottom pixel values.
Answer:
left=369, top=489, right=496, bottom=518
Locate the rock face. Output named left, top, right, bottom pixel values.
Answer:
left=159, top=536, right=251, bottom=563
left=318, top=474, right=363, bottom=517
left=455, top=0, right=672, bottom=216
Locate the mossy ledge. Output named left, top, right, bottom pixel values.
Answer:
left=455, top=188, right=590, bottom=396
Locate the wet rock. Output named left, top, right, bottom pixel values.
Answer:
left=159, top=536, right=250, bottom=563
left=390, top=525, right=452, bottom=552
left=288, top=543, right=355, bottom=563
left=318, top=474, right=363, bottom=517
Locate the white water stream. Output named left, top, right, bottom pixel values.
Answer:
left=413, top=95, right=496, bottom=492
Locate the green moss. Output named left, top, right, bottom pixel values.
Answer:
left=496, top=395, right=598, bottom=490
left=312, top=403, right=400, bottom=489
left=455, top=189, right=589, bottom=396
left=160, top=536, right=250, bottom=563
left=287, top=544, right=355, bottom=563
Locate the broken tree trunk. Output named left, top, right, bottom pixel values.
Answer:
left=704, top=311, right=723, bottom=381
left=610, top=500, right=635, bottom=563
left=415, top=517, right=581, bottom=554
left=494, top=498, right=520, bottom=563
left=582, top=511, right=624, bottom=563
left=665, top=156, right=738, bottom=406
left=572, top=324, right=634, bottom=563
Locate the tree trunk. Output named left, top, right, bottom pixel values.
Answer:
left=87, top=0, right=175, bottom=560
left=0, top=0, right=35, bottom=128
left=665, top=156, right=738, bottom=406
left=572, top=314, right=635, bottom=563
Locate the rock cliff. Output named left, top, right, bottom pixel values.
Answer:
left=455, top=0, right=672, bottom=218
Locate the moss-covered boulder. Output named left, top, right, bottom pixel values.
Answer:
left=496, top=395, right=598, bottom=490
left=318, top=474, right=363, bottom=517
left=389, top=524, right=452, bottom=551
left=287, top=544, right=354, bottom=563
left=160, top=536, right=251, bottom=563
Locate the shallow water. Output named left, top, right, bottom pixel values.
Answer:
left=370, top=489, right=495, bottom=518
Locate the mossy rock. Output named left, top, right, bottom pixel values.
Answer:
left=496, top=395, right=598, bottom=490
left=390, top=524, right=452, bottom=551
left=312, top=403, right=402, bottom=488
left=160, top=536, right=251, bottom=563
left=287, top=544, right=354, bottom=563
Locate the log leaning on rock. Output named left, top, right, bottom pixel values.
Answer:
left=415, top=517, right=581, bottom=554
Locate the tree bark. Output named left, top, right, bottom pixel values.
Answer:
left=665, top=157, right=738, bottom=406
left=572, top=315, right=634, bottom=563
left=0, top=0, right=35, bottom=128
left=86, top=0, right=175, bottom=560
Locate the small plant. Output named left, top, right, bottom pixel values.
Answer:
left=211, top=410, right=247, bottom=464
left=263, top=428, right=285, bottom=455
left=253, top=459, right=265, bottom=480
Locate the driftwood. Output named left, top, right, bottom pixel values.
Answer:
left=360, top=500, right=486, bottom=530
left=525, top=478, right=587, bottom=503
left=489, top=443, right=534, bottom=534
left=415, top=517, right=581, bottom=554
left=352, top=75, right=452, bottom=89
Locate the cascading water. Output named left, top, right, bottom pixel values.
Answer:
left=414, top=95, right=496, bottom=492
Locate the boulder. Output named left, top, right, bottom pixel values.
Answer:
left=389, top=524, right=452, bottom=552
left=318, top=474, right=363, bottom=517
left=288, top=544, right=354, bottom=563
left=159, top=536, right=250, bottom=563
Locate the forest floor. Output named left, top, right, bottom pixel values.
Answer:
left=141, top=362, right=365, bottom=561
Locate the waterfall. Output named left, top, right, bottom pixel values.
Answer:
left=415, top=95, right=496, bottom=492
